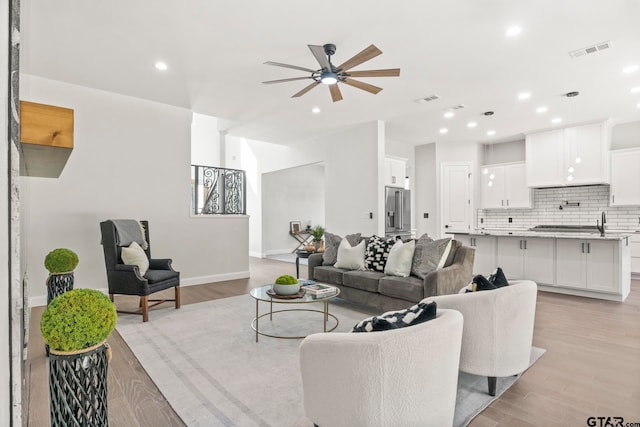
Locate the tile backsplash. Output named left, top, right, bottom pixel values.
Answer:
left=478, top=185, right=640, bottom=231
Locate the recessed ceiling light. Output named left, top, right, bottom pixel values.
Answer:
left=444, top=111, right=454, bottom=118
left=467, top=122, right=477, bottom=128
left=536, top=106, right=548, bottom=113
left=311, top=107, right=321, bottom=114
left=631, top=86, right=640, bottom=93
left=487, top=130, right=496, bottom=136
left=154, top=61, right=168, bottom=71
left=518, top=92, right=531, bottom=100
left=506, top=26, right=522, bottom=37
left=439, top=128, right=448, bottom=134
left=551, top=117, right=563, bottom=124
left=623, top=65, right=639, bottom=74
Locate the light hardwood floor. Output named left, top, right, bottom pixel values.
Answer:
left=25, top=257, right=640, bottom=426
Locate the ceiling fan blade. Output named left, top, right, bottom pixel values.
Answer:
left=292, top=81, right=320, bottom=98
left=346, top=68, right=400, bottom=78
left=336, top=44, right=382, bottom=71
left=342, top=78, right=383, bottom=95
left=308, top=45, right=331, bottom=70
left=329, top=84, right=343, bottom=102
left=262, top=76, right=313, bottom=85
left=264, top=61, right=316, bottom=73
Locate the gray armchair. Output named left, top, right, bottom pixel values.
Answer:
left=99, top=220, right=180, bottom=322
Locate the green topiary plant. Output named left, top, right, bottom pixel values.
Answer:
left=310, top=225, right=325, bottom=242
left=274, top=274, right=298, bottom=285
left=44, top=248, right=79, bottom=274
left=40, top=288, right=117, bottom=352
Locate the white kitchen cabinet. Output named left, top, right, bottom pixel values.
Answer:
left=385, top=157, right=406, bottom=188
left=610, top=148, right=640, bottom=206
left=525, top=129, right=564, bottom=187
left=481, top=162, right=531, bottom=209
left=564, top=123, right=610, bottom=185
left=526, top=121, right=611, bottom=187
left=496, top=236, right=554, bottom=284
left=555, top=239, right=620, bottom=293
left=456, top=235, right=497, bottom=276
left=629, top=234, right=640, bottom=276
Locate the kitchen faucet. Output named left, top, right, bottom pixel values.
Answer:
left=597, top=211, right=606, bottom=236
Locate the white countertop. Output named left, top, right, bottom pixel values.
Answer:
left=452, top=229, right=634, bottom=240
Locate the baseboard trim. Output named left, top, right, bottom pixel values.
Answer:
left=249, top=251, right=264, bottom=258
left=263, top=249, right=295, bottom=256
left=180, top=271, right=250, bottom=287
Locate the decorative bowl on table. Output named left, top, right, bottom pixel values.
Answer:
left=273, top=275, right=300, bottom=295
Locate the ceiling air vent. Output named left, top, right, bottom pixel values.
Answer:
left=569, top=40, right=612, bottom=58
left=414, top=94, right=440, bottom=104
left=450, top=104, right=465, bottom=110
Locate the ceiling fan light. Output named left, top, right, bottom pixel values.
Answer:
left=320, top=72, right=338, bottom=85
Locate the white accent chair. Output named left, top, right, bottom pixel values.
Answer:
left=425, top=279, right=537, bottom=396
left=299, top=309, right=463, bottom=427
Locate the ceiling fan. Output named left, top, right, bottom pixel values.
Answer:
left=262, top=43, right=400, bottom=102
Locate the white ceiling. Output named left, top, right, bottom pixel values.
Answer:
left=20, top=0, right=640, bottom=145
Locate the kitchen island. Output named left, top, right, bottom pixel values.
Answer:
left=453, top=228, right=631, bottom=302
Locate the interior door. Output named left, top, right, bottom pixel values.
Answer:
left=441, top=163, right=472, bottom=235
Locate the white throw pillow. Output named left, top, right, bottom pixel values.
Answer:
left=121, top=241, right=149, bottom=276
left=334, top=239, right=366, bottom=270
left=384, top=239, right=416, bottom=277
left=436, top=238, right=453, bottom=270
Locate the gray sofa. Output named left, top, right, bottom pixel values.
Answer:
left=307, top=239, right=475, bottom=313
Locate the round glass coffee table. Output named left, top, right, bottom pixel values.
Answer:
left=249, top=284, right=340, bottom=342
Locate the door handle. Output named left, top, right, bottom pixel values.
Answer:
left=523, top=240, right=527, bottom=250
left=587, top=242, right=591, bottom=253
left=445, top=225, right=449, bottom=228
left=581, top=242, right=585, bottom=253
left=519, top=240, right=523, bottom=250
left=506, top=200, right=510, bottom=206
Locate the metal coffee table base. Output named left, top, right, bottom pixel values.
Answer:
left=252, top=299, right=339, bottom=341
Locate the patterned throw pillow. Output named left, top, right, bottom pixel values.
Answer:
left=488, top=267, right=509, bottom=288
left=323, top=232, right=362, bottom=265
left=465, top=274, right=497, bottom=292
left=352, top=301, right=437, bottom=332
left=364, top=235, right=397, bottom=272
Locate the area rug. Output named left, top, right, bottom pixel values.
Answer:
left=117, top=295, right=544, bottom=427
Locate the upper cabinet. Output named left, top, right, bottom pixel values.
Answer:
left=525, top=121, right=611, bottom=188
left=480, top=162, right=531, bottom=209
left=20, top=101, right=75, bottom=178
left=610, top=148, right=640, bottom=206
left=384, top=157, right=406, bottom=188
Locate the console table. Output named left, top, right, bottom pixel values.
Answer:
left=289, top=231, right=313, bottom=252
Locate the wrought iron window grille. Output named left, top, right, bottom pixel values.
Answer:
left=192, top=165, right=246, bottom=215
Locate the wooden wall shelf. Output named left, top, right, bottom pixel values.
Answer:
left=19, top=100, right=74, bottom=178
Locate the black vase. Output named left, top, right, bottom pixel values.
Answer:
left=48, top=342, right=110, bottom=427
left=46, top=272, right=74, bottom=305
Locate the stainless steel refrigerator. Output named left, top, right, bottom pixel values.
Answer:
left=385, top=186, right=411, bottom=239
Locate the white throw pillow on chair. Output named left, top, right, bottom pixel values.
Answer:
left=121, top=241, right=149, bottom=276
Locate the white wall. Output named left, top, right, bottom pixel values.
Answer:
left=226, top=122, right=380, bottom=255
left=20, top=75, right=249, bottom=305
left=480, top=139, right=526, bottom=165
left=414, top=143, right=437, bottom=238
left=612, top=120, right=640, bottom=150
left=191, top=112, right=220, bottom=165
left=262, top=163, right=325, bottom=254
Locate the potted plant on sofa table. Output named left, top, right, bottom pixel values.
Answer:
left=310, top=225, right=325, bottom=252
